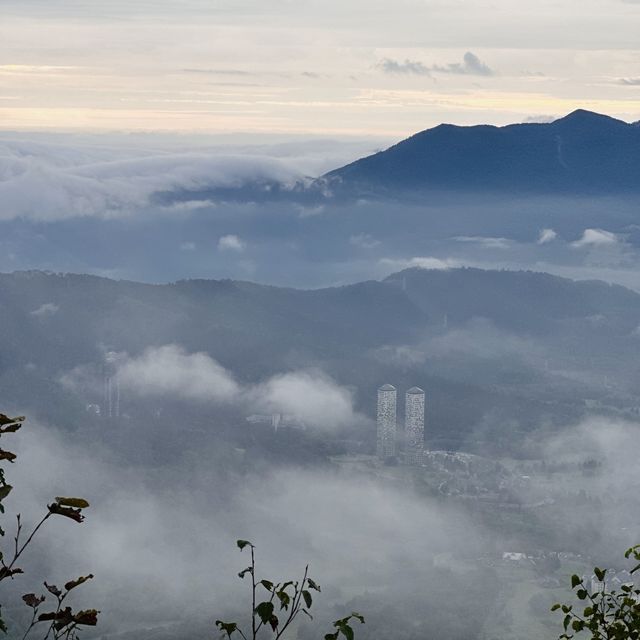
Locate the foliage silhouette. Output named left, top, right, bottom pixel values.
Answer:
left=553, top=545, right=640, bottom=640
left=0, top=413, right=97, bottom=639
left=215, top=540, right=364, bottom=640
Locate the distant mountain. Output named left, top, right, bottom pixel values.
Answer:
left=324, top=110, right=640, bottom=196
left=2, top=267, right=640, bottom=448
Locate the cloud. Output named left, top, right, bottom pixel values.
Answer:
left=537, top=228, right=557, bottom=244
left=117, top=345, right=241, bottom=402
left=110, top=345, right=364, bottom=430
left=524, top=115, right=556, bottom=123
left=378, top=59, right=431, bottom=76
left=218, top=235, right=246, bottom=252
left=454, top=236, right=511, bottom=249
left=251, top=370, right=361, bottom=430
left=440, top=52, right=495, bottom=76
left=180, top=241, right=196, bottom=251
left=379, top=256, right=460, bottom=271
left=349, top=233, right=381, bottom=249
left=619, top=78, right=640, bottom=86
left=571, top=228, right=618, bottom=248
left=0, top=133, right=390, bottom=222
left=378, top=52, right=494, bottom=78
left=29, top=302, right=59, bottom=317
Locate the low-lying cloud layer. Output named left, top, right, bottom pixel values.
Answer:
left=114, top=345, right=366, bottom=430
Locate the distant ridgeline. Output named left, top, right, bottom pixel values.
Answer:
left=321, top=110, right=640, bottom=198
left=1, top=267, right=640, bottom=452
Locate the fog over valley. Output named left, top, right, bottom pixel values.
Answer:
left=2, top=65, right=640, bottom=639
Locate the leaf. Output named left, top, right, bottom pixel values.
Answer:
left=44, top=583, right=62, bottom=597
left=350, top=613, right=365, bottom=624
left=236, top=540, right=252, bottom=551
left=216, top=621, right=238, bottom=638
left=302, top=590, right=312, bottom=609
left=0, top=485, right=12, bottom=501
left=55, top=497, right=90, bottom=509
left=571, top=575, right=582, bottom=588
left=276, top=590, right=290, bottom=610
left=563, top=615, right=572, bottom=631
left=0, top=450, right=16, bottom=463
left=339, top=623, right=354, bottom=640
left=551, top=604, right=562, bottom=612
left=74, top=609, right=99, bottom=626
left=255, top=602, right=274, bottom=624
left=0, top=567, right=23, bottom=580
left=594, top=567, right=606, bottom=581
left=238, top=567, right=253, bottom=579
left=577, top=589, right=588, bottom=600
left=48, top=503, right=84, bottom=523
left=260, top=580, right=274, bottom=591
left=269, top=614, right=279, bottom=631
left=307, top=578, right=321, bottom=592
left=0, top=415, right=24, bottom=427
left=64, top=574, right=94, bottom=591
left=22, top=594, right=45, bottom=608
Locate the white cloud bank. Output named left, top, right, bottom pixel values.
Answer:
left=571, top=228, right=618, bottom=247
left=218, top=235, right=246, bottom=252
left=113, top=345, right=364, bottom=430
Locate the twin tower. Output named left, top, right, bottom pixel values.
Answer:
left=376, top=384, right=425, bottom=464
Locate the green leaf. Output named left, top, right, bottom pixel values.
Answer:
left=551, top=604, right=562, bottom=612
left=577, top=589, right=588, bottom=600
left=0, top=485, right=12, bottom=501
left=255, top=602, right=274, bottom=624
left=236, top=540, right=252, bottom=551
left=276, top=590, right=290, bottom=610
left=571, top=575, right=582, bottom=588
left=55, top=497, right=90, bottom=509
left=339, top=624, right=354, bottom=640
left=302, top=590, right=312, bottom=609
left=64, top=575, right=94, bottom=591
left=350, top=613, right=365, bottom=624
left=563, top=615, right=572, bottom=631
left=260, top=580, right=274, bottom=591
left=238, top=567, right=253, bottom=579
left=307, top=578, right=321, bottom=592
left=594, top=567, right=606, bottom=581
left=215, top=620, right=238, bottom=638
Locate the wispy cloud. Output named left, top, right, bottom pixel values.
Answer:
left=380, top=52, right=495, bottom=78
left=454, top=235, right=511, bottom=249
left=379, top=256, right=460, bottom=271
left=378, top=59, right=431, bottom=76
left=537, top=228, right=557, bottom=244
left=349, top=233, right=381, bottom=249
left=218, top=235, right=246, bottom=252
left=571, top=228, right=618, bottom=248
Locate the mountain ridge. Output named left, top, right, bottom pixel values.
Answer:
left=323, top=109, right=640, bottom=196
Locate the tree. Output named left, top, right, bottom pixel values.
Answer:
left=215, top=540, right=364, bottom=640
left=552, top=545, right=640, bottom=640
left=0, top=413, right=97, bottom=639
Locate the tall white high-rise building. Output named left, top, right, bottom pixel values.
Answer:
left=405, top=387, right=425, bottom=464
left=376, top=384, right=397, bottom=459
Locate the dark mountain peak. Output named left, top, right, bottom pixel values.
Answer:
left=551, top=108, right=629, bottom=130
left=324, top=109, right=640, bottom=196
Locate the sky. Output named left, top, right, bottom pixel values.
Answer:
left=2, top=0, right=640, bottom=138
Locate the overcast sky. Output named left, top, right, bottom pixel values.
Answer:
left=2, top=0, right=640, bottom=138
